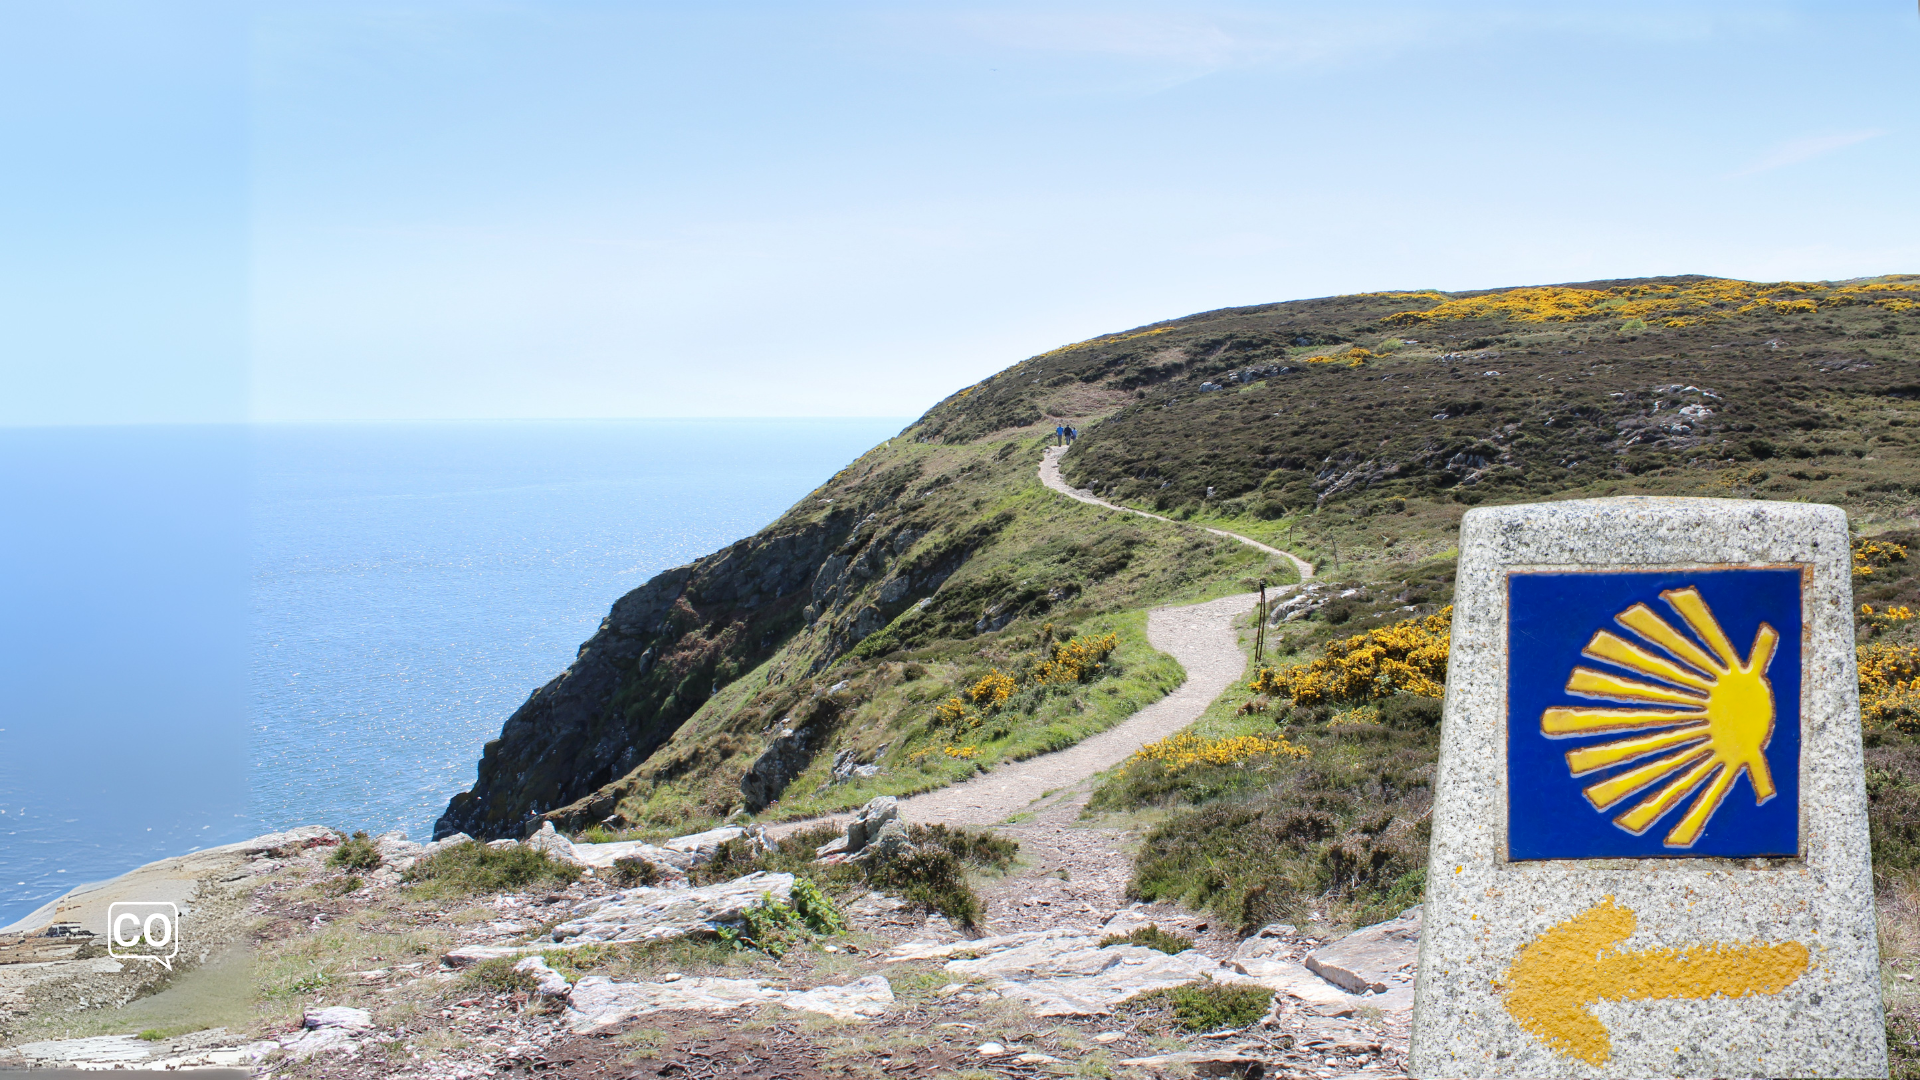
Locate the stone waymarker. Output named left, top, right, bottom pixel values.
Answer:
left=1411, top=497, right=1887, bottom=1078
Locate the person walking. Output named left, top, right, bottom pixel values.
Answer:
left=1055, top=424, right=1065, bottom=446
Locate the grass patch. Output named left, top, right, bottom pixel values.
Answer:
left=1099, top=925, right=1192, bottom=955
left=402, top=842, right=581, bottom=899
left=327, top=830, right=381, bottom=872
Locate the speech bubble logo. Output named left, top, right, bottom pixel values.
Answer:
left=106, top=901, right=179, bottom=971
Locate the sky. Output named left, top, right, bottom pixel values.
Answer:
left=3, top=1, right=1918, bottom=425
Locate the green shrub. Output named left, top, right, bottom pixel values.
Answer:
left=1099, top=924, right=1192, bottom=955
left=1132, top=982, right=1274, bottom=1032
left=463, top=956, right=539, bottom=994
left=718, top=881, right=848, bottom=958
left=1121, top=718, right=1438, bottom=932
left=327, top=830, right=381, bottom=872
left=402, top=842, right=581, bottom=897
left=907, top=822, right=1019, bottom=871
left=867, top=847, right=980, bottom=927
left=607, top=856, right=662, bottom=888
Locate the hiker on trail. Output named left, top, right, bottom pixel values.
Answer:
left=1067, top=426, right=1077, bottom=444
left=1055, top=424, right=1065, bottom=446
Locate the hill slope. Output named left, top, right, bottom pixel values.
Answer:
left=437, top=274, right=1920, bottom=841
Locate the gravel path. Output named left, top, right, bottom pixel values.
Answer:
left=785, top=448, right=1319, bottom=887
left=1039, top=445, right=1314, bottom=581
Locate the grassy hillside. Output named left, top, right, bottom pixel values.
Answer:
left=442, top=274, right=1920, bottom=847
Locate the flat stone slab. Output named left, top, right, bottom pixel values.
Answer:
left=912, top=929, right=1233, bottom=1017
left=571, top=838, right=693, bottom=871
left=1305, top=907, right=1419, bottom=996
left=1411, top=498, right=1887, bottom=1078
left=1230, top=957, right=1366, bottom=1017
left=566, top=973, right=894, bottom=1031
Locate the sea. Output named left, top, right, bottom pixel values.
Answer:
left=0, top=418, right=904, bottom=928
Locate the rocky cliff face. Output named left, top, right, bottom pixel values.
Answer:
left=435, top=518, right=851, bottom=839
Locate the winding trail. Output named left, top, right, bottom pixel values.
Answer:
left=785, top=447, right=1317, bottom=860
left=1040, top=445, right=1315, bottom=582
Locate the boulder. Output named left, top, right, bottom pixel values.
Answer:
left=1118, top=1049, right=1269, bottom=1077
left=817, top=796, right=899, bottom=859
left=849, top=817, right=910, bottom=866
left=513, top=955, right=574, bottom=997
left=486, top=838, right=519, bottom=851
left=225, top=825, right=342, bottom=857
left=373, top=831, right=425, bottom=871
left=280, top=1005, right=375, bottom=1060
left=524, top=821, right=587, bottom=867
left=1302, top=906, right=1419, bottom=997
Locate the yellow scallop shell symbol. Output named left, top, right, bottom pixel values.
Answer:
left=1541, top=587, right=1778, bottom=848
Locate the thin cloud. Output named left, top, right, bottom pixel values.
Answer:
left=1732, top=130, right=1888, bottom=177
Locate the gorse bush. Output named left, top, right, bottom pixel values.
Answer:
left=1248, top=609, right=1450, bottom=706
left=327, top=831, right=381, bottom=872
left=402, top=842, right=581, bottom=897
left=1862, top=642, right=1920, bottom=734
left=930, top=631, right=1122, bottom=733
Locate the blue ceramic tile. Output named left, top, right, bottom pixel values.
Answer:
left=1507, top=568, right=1803, bottom=860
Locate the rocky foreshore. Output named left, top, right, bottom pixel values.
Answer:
left=0, top=804, right=1416, bottom=1078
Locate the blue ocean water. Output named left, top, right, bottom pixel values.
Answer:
left=0, top=419, right=901, bottom=927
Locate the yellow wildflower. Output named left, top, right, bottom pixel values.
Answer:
left=1250, top=608, right=1452, bottom=706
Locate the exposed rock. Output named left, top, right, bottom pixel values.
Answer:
left=1230, top=957, right=1363, bottom=1017
left=374, top=831, right=425, bottom=871
left=889, top=927, right=1236, bottom=1017
left=524, top=821, right=588, bottom=867
left=741, top=725, right=813, bottom=811
left=572, top=839, right=691, bottom=879
left=1302, top=905, right=1419, bottom=1003
left=1233, top=923, right=1300, bottom=961
left=849, top=817, right=910, bottom=866
left=280, top=1005, right=375, bottom=1059
left=817, top=795, right=899, bottom=860
left=513, top=955, right=574, bottom=997
left=487, top=838, right=519, bottom=851
left=662, top=825, right=746, bottom=864
left=228, top=825, right=343, bottom=857
left=1118, top=1048, right=1269, bottom=1077
left=566, top=973, right=893, bottom=1032
left=443, top=871, right=796, bottom=965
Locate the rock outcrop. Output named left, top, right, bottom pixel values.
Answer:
left=434, top=518, right=872, bottom=839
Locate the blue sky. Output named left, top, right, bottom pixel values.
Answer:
left=4, top=1, right=1918, bottom=424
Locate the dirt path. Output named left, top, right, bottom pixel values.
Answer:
left=1040, top=445, right=1315, bottom=581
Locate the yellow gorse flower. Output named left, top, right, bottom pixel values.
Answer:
left=1125, top=731, right=1310, bottom=774
left=1854, top=538, right=1908, bottom=578
left=1250, top=608, right=1452, bottom=706
left=1379, top=276, right=1920, bottom=328
left=1860, top=641, right=1920, bottom=734
left=968, top=670, right=1016, bottom=707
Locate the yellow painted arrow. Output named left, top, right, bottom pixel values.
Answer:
left=1501, top=897, right=1808, bottom=1065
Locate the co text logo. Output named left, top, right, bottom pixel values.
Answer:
left=106, top=902, right=180, bottom=971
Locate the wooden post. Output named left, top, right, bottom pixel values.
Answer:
left=1255, top=580, right=1267, bottom=663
